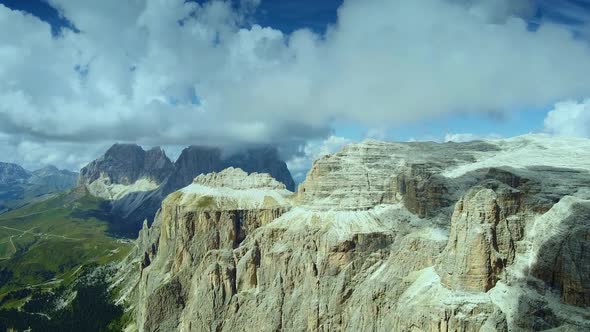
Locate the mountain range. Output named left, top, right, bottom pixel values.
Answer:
left=0, top=163, right=78, bottom=213
left=0, top=135, right=589, bottom=331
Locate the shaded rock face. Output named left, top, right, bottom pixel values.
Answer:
left=168, top=146, right=221, bottom=190
left=530, top=199, right=590, bottom=307
left=169, top=146, right=295, bottom=192
left=436, top=183, right=524, bottom=292
left=118, top=135, right=590, bottom=332
left=78, top=144, right=174, bottom=186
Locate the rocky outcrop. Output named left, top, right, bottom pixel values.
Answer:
left=436, top=183, right=524, bottom=292
left=295, top=140, right=478, bottom=211
left=132, top=169, right=291, bottom=331
left=117, top=135, right=590, bottom=332
left=529, top=196, right=590, bottom=307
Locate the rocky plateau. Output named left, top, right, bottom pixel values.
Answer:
left=114, top=134, right=590, bottom=332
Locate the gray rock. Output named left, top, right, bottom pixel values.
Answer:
left=114, top=135, right=590, bottom=331
left=78, top=144, right=174, bottom=186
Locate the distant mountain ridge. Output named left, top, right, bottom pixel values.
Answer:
left=77, top=144, right=295, bottom=235
left=0, top=162, right=31, bottom=185
left=0, top=162, right=78, bottom=213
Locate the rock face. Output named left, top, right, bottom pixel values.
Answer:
left=169, top=146, right=295, bottom=191
left=78, top=144, right=295, bottom=235
left=436, top=184, right=524, bottom=292
left=78, top=144, right=174, bottom=187
left=118, top=135, right=590, bottom=332
left=529, top=197, right=590, bottom=307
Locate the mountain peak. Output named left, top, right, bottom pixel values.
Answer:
left=0, top=162, right=31, bottom=185
left=79, top=144, right=174, bottom=187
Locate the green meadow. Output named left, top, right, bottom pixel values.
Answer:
left=0, top=190, right=132, bottom=305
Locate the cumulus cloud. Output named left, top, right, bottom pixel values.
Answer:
left=1, top=0, right=590, bottom=170
left=544, top=99, right=590, bottom=137
left=0, top=135, right=111, bottom=171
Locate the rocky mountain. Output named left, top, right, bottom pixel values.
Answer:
left=79, top=144, right=174, bottom=188
left=78, top=144, right=295, bottom=235
left=115, top=134, right=590, bottom=332
left=0, top=162, right=30, bottom=185
left=0, top=162, right=78, bottom=213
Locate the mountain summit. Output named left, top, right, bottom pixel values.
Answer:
left=0, top=162, right=31, bottom=185
left=79, top=144, right=174, bottom=186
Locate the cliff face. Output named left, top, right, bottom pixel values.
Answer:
left=79, top=144, right=174, bottom=187
left=119, top=135, right=590, bottom=332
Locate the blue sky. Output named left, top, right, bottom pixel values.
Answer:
left=0, top=0, right=589, bottom=173
left=1, top=0, right=584, bottom=142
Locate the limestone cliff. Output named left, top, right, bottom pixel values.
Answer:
left=117, top=135, right=590, bottom=332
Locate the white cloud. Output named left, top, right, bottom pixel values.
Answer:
left=544, top=99, right=590, bottom=137
left=1, top=0, right=590, bottom=170
left=444, top=132, right=503, bottom=142
left=366, top=128, right=388, bottom=140
left=287, top=135, right=354, bottom=182
left=0, top=135, right=110, bottom=171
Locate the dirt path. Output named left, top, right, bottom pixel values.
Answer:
left=0, top=225, right=83, bottom=241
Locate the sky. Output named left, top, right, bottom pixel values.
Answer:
left=0, top=0, right=590, bottom=182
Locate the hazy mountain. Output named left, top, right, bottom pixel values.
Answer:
left=0, top=163, right=78, bottom=213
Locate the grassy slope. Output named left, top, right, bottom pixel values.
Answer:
left=0, top=189, right=132, bottom=301
left=0, top=182, right=64, bottom=214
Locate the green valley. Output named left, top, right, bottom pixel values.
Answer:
left=0, top=188, right=132, bottom=310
